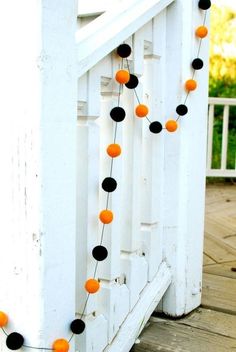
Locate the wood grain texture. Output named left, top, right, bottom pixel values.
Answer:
left=203, top=253, right=216, bottom=265
left=202, top=273, right=236, bottom=315
left=150, top=308, right=236, bottom=339
left=204, top=261, right=236, bottom=279
left=204, top=232, right=236, bottom=263
left=131, top=314, right=236, bottom=352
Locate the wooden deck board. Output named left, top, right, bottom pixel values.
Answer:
left=204, top=232, right=236, bottom=263
left=202, top=273, right=236, bottom=314
left=203, top=253, right=216, bottom=265
left=204, top=260, right=236, bottom=279
left=131, top=311, right=236, bottom=352
left=130, top=184, right=236, bottom=351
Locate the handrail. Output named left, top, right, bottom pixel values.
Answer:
left=207, top=97, right=236, bottom=178
left=208, top=97, right=236, bottom=106
left=76, top=0, right=175, bottom=78
left=78, top=0, right=136, bottom=17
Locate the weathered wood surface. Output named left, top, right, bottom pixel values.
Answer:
left=204, top=260, right=236, bottom=279
left=131, top=184, right=236, bottom=351
left=202, top=273, right=236, bottom=314
left=131, top=308, right=236, bottom=352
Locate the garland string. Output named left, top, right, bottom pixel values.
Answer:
left=0, top=1, right=211, bottom=351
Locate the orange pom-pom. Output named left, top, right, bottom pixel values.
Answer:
left=135, top=104, right=149, bottom=118
left=165, top=120, right=178, bottom=132
left=185, top=79, right=197, bottom=91
left=195, top=26, right=208, bottom=38
left=85, top=279, right=100, bottom=294
left=0, top=311, right=8, bottom=327
left=52, top=339, right=69, bottom=352
left=99, top=210, right=113, bottom=224
left=115, top=70, right=130, bottom=84
left=107, top=144, right=121, bottom=158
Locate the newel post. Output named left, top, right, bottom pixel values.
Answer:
left=0, top=0, right=77, bottom=349
left=161, top=0, right=210, bottom=316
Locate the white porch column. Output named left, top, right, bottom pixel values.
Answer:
left=0, top=0, right=77, bottom=349
left=161, top=0, right=210, bottom=316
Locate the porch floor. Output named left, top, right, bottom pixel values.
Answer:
left=131, top=183, right=236, bottom=352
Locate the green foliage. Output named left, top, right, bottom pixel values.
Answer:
left=207, top=3, right=236, bottom=180
left=211, top=112, right=236, bottom=170
left=209, top=77, right=236, bottom=98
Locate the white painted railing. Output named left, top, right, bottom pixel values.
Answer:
left=0, top=1, right=209, bottom=352
left=207, top=97, right=236, bottom=178
left=76, top=1, right=209, bottom=351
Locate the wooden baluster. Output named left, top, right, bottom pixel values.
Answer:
left=207, top=104, right=214, bottom=172
left=76, top=68, right=108, bottom=352
left=162, top=0, right=209, bottom=316
left=141, top=11, right=167, bottom=283
left=221, top=105, right=229, bottom=171
left=98, top=72, right=130, bottom=343
left=119, top=33, right=149, bottom=311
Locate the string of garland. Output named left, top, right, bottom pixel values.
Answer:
left=0, top=0, right=211, bottom=350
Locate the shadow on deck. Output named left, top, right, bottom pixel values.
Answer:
left=131, top=183, right=236, bottom=352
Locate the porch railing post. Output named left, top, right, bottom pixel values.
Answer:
left=0, top=0, right=77, bottom=348
left=161, top=0, right=210, bottom=316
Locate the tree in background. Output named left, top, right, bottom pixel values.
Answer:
left=208, top=3, right=236, bottom=172
left=209, top=3, right=236, bottom=97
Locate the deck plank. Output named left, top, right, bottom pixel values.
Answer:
left=204, top=232, right=236, bottom=263
left=131, top=313, right=236, bottom=352
left=150, top=308, right=236, bottom=339
left=204, top=261, right=236, bottom=279
left=203, top=253, right=216, bottom=265
left=202, top=273, right=236, bottom=314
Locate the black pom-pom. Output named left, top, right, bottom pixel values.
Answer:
left=117, top=44, right=132, bottom=58
left=110, top=107, right=126, bottom=122
left=192, top=58, right=204, bottom=70
left=70, top=319, right=86, bottom=335
left=6, top=333, right=24, bottom=350
left=198, top=0, right=211, bottom=10
left=125, top=74, right=139, bottom=89
left=92, top=245, right=108, bottom=261
left=102, top=177, right=117, bottom=192
left=176, top=104, right=188, bottom=116
left=149, top=121, right=163, bottom=134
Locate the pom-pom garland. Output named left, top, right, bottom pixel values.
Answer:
left=70, top=319, right=86, bottom=335
left=149, top=121, right=163, bottom=134
left=102, top=177, right=117, bottom=193
left=99, top=210, right=113, bottom=224
left=165, top=120, right=178, bottom=132
left=0, top=311, right=8, bottom=327
left=176, top=104, right=188, bottom=116
left=52, top=339, right=69, bottom=352
left=192, top=58, right=204, bottom=70
left=117, top=44, right=132, bottom=58
left=110, top=107, right=126, bottom=122
left=195, top=25, right=208, bottom=38
left=135, top=104, right=149, bottom=118
left=198, top=0, right=211, bottom=10
left=85, top=279, right=100, bottom=294
left=92, top=245, right=108, bottom=261
left=125, top=74, right=139, bottom=89
left=115, top=70, right=130, bottom=84
left=185, top=79, right=197, bottom=91
left=107, top=144, right=121, bottom=158
left=6, top=333, right=24, bottom=350
left=0, top=6, right=209, bottom=352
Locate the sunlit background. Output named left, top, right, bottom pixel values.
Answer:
left=209, top=0, right=236, bottom=173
